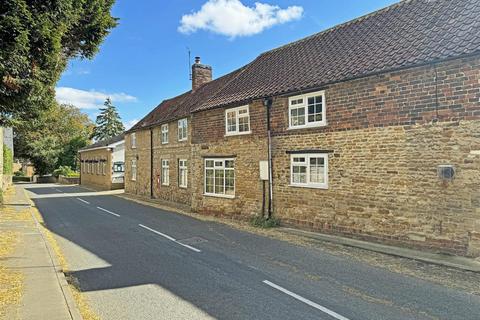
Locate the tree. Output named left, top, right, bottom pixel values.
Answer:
left=91, top=98, right=125, bottom=141
left=0, top=0, right=117, bottom=125
left=14, top=103, right=93, bottom=175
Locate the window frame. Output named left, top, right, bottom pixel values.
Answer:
left=178, top=118, right=188, bottom=141
left=131, top=159, right=137, bottom=181
left=178, top=159, right=188, bottom=188
left=161, top=124, right=169, bottom=144
left=131, top=132, right=137, bottom=148
left=204, top=158, right=235, bottom=198
left=288, top=90, right=326, bottom=129
left=290, top=153, right=329, bottom=189
left=102, top=160, right=106, bottom=175
left=161, top=159, right=170, bottom=186
left=225, top=105, right=251, bottom=136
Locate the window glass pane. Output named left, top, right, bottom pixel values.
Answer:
left=307, top=95, right=323, bottom=124
left=227, top=111, right=236, bottom=132
left=205, top=169, right=214, bottom=193
left=290, top=107, right=306, bottom=126
left=214, top=161, right=223, bottom=167
left=206, top=160, right=214, bottom=168
left=292, top=164, right=307, bottom=184
left=225, top=160, right=234, bottom=168
left=225, top=170, right=235, bottom=195
left=238, top=116, right=249, bottom=132
left=310, top=157, right=325, bottom=184
left=214, top=170, right=225, bottom=194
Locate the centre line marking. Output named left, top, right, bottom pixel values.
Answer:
left=138, top=224, right=201, bottom=253
left=76, top=198, right=90, bottom=204
left=262, top=280, right=350, bottom=320
left=96, top=206, right=121, bottom=217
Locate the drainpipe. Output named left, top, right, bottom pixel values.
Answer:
left=150, top=128, right=154, bottom=198
left=263, top=97, right=273, bottom=219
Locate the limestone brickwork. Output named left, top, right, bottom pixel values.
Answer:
left=191, top=100, right=269, bottom=218
left=125, top=55, right=480, bottom=257
left=125, top=118, right=193, bottom=207
left=79, top=148, right=117, bottom=190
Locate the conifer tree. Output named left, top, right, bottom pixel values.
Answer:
left=91, top=98, right=125, bottom=141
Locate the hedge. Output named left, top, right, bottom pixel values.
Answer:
left=3, top=144, right=13, bottom=175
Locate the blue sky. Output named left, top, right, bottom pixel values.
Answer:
left=56, top=0, right=398, bottom=129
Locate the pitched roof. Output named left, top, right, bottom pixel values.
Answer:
left=79, top=133, right=125, bottom=152
left=131, top=0, right=480, bottom=130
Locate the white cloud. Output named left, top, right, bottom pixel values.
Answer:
left=124, top=119, right=139, bottom=130
left=178, top=0, right=303, bottom=38
left=55, top=87, right=137, bottom=109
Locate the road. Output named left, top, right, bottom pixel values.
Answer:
left=26, top=184, right=480, bottom=320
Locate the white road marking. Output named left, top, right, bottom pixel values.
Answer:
left=76, top=198, right=90, bottom=205
left=176, top=242, right=202, bottom=253
left=96, top=206, right=121, bottom=217
left=262, top=280, right=350, bottom=320
left=54, top=188, right=63, bottom=193
left=139, top=224, right=176, bottom=241
left=138, top=224, right=201, bottom=253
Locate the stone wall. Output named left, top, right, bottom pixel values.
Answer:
left=125, top=55, right=480, bottom=257
left=269, top=56, right=480, bottom=256
left=151, top=119, right=192, bottom=206
left=79, top=148, right=113, bottom=190
left=272, top=121, right=480, bottom=256
left=125, top=118, right=194, bottom=206
left=191, top=100, right=269, bottom=218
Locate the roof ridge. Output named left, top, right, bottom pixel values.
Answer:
left=260, top=0, right=411, bottom=56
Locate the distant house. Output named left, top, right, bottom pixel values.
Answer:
left=125, top=0, right=480, bottom=257
left=78, top=133, right=125, bottom=190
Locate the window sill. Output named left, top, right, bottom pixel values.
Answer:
left=131, top=146, right=137, bottom=149
left=179, top=186, right=188, bottom=189
left=131, top=179, right=136, bottom=181
left=289, top=184, right=328, bottom=190
left=161, top=142, right=168, bottom=145
left=287, top=123, right=327, bottom=130
left=224, top=131, right=251, bottom=137
left=162, top=183, right=170, bottom=186
left=203, top=193, right=235, bottom=199
left=178, top=139, right=187, bottom=142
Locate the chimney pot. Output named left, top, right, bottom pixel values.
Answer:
left=194, top=56, right=201, bottom=64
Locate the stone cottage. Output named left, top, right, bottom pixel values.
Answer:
left=126, top=0, right=480, bottom=257
left=78, top=133, right=125, bottom=190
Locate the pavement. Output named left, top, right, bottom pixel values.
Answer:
left=0, top=184, right=81, bottom=320
left=21, top=183, right=480, bottom=320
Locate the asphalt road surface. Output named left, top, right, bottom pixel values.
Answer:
left=26, top=184, right=480, bottom=320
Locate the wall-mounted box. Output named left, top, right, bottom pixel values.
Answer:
left=259, top=161, right=269, bottom=181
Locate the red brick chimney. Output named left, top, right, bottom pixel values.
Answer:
left=192, top=56, right=212, bottom=90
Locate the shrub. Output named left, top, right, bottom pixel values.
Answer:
left=53, top=165, right=76, bottom=178
left=3, top=144, right=13, bottom=175
left=250, top=215, right=280, bottom=228
left=14, top=170, right=25, bottom=177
